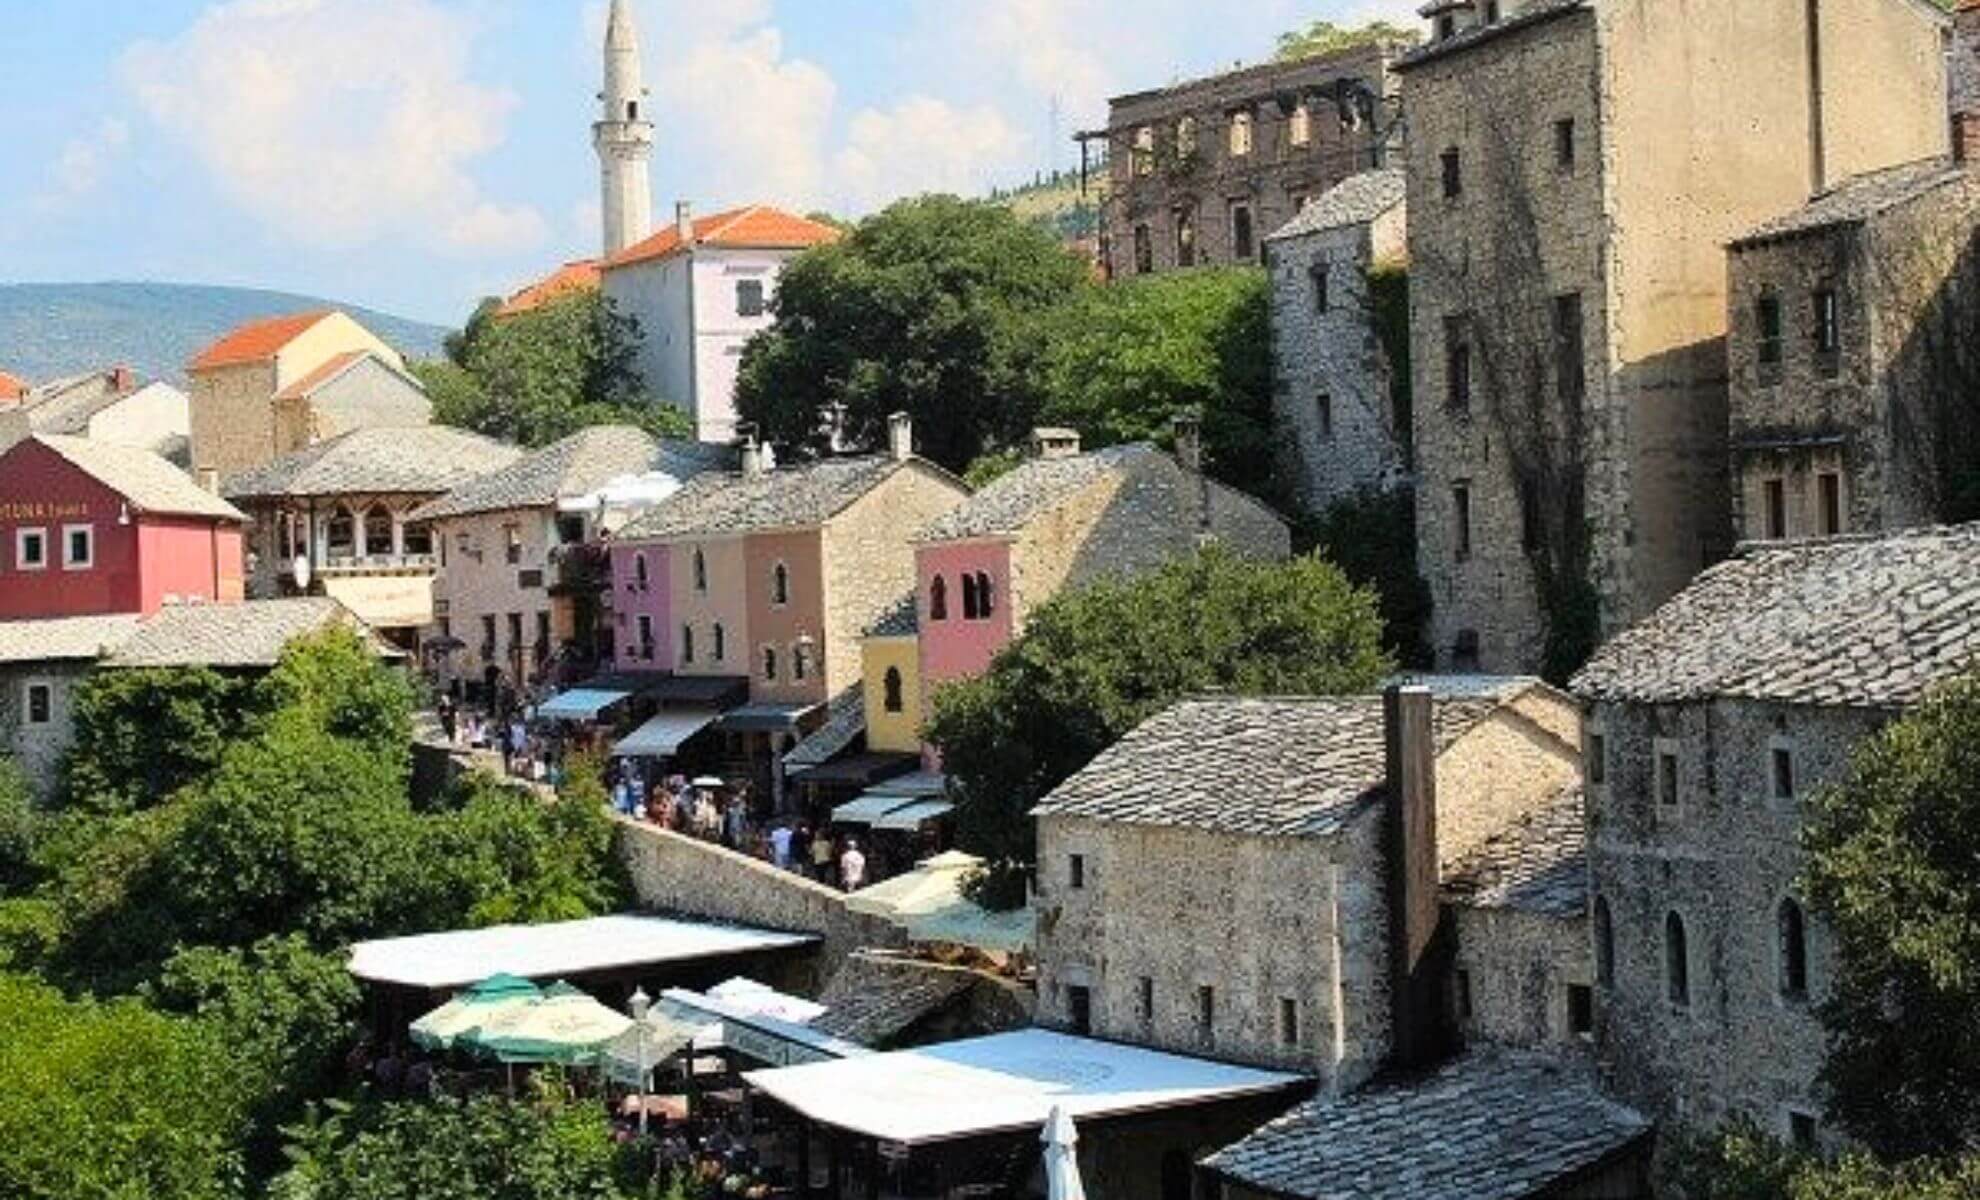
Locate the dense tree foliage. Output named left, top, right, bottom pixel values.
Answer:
left=927, top=548, right=1391, bottom=904
left=420, top=292, right=690, bottom=448
left=1275, top=19, right=1418, bottom=60
left=62, top=666, right=251, bottom=813
left=1801, top=675, right=1980, bottom=1156
left=1302, top=486, right=1434, bottom=669
left=735, top=195, right=1089, bottom=472
left=1667, top=1123, right=1980, bottom=1199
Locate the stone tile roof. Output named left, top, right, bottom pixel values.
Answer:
left=1732, top=157, right=1968, bottom=247
left=606, top=206, right=841, bottom=270
left=1030, top=690, right=1508, bottom=839
left=1442, top=785, right=1586, bottom=916
left=1266, top=169, right=1406, bottom=241
left=0, top=614, right=143, bottom=664
left=1392, top=0, right=1588, bottom=72
left=864, top=592, right=918, bottom=638
left=783, top=685, right=867, bottom=770
left=12, top=370, right=143, bottom=436
left=33, top=434, right=245, bottom=522
left=810, top=953, right=977, bottom=1047
left=409, top=427, right=728, bottom=522
left=620, top=455, right=938, bottom=540
left=105, top=598, right=393, bottom=669
left=916, top=444, right=1146, bottom=542
left=223, top=426, right=522, bottom=500
left=189, top=310, right=332, bottom=371
left=1203, top=1051, right=1649, bottom=1200
left=1571, top=524, right=1980, bottom=709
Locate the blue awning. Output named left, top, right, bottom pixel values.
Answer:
left=536, top=687, right=632, bottom=721
left=612, top=709, right=719, bottom=758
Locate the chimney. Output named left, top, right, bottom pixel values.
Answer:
left=1956, top=112, right=1980, bottom=167
left=737, top=425, right=766, bottom=480
left=675, top=201, right=695, bottom=245
left=197, top=467, right=222, bottom=494
left=110, top=365, right=136, bottom=394
left=887, top=411, right=914, bottom=462
left=1383, top=684, right=1454, bottom=1070
left=1029, top=427, right=1082, bottom=461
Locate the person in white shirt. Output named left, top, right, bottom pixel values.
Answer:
left=769, top=824, right=794, bottom=869
left=839, top=838, right=867, bottom=892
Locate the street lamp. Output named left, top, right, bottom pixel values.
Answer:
left=628, top=986, right=651, bottom=1135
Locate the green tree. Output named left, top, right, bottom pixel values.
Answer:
left=927, top=548, right=1391, bottom=904
left=61, top=666, right=251, bottom=814
left=1303, top=486, right=1434, bottom=669
left=1035, top=267, right=1283, bottom=502
left=1802, top=674, right=1980, bottom=1156
left=422, top=768, right=628, bottom=928
left=1667, top=1122, right=1980, bottom=1199
left=735, top=195, right=1090, bottom=471
left=0, top=973, right=250, bottom=1200
left=1275, top=19, right=1418, bottom=60
left=421, top=291, right=689, bottom=448
left=0, top=759, right=39, bottom=892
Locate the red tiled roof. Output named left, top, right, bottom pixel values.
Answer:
left=189, top=310, right=335, bottom=372
left=0, top=371, right=25, bottom=401
left=605, top=205, right=841, bottom=270
left=496, top=259, right=604, bottom=318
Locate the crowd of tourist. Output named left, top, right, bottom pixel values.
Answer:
left=610, top=764, right=881, bottom=893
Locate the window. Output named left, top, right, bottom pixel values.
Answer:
left=1137, top=976, right=1154, bottom=1023
left=402, top=522, right=432, bottom=556
left=1483, top=0, right=1502, bottom=19
left=480, top=614, right=496, bottom=657
left=1289, top=102, right=1311, bottom=147
left=1520, top=483, right=1542, bottom=553
left=1311, top=262, right=1331, bottom=313
left=1568, top=983, right=1594, bottom=1037
left=883, top=666, right=904, bottom=713
left=1554, top=293, right=1585, bottom=407
left=62, top=524, right=93, bottom=570
left=1817, top=472, right=1842, bottom=536
left=961, top=573, right=980, bottom=621
left=1196, top=985, right=1215, bottom=1041
left=15, top=528, right=46, bottom=570
left=1316, top=393, right=1333, bottom=440
left=1779, top=898, right=1809, bottom=1001
left=1279, top=997, right=1300, bottom=1047
left=1594, top=896, right=1615, bottom=988
left=1453, top=628, right=1481, bottom=670
left=1771, top=745, right=1797, bottom=801
left=1067, top=985, right=1092, bottom=1036
left=633, top=553, right=649, bottom=589
left=1764, top=478, right=1787, bottom=540
left=1175, top=115, right=1197, bottom=155
left=1657, top=745, right=1680, bottom=808
left=1174, top=206, right=1197, bottom=268
left=929, top=575, right=948, bottom=621
left=1665, top=912, right=1691, bottom=1008
left=24, top=682, right=52, bottom=726
left=792, top=643, right=810, bottom=681
left=535, top=611, right=550, bottom=658
left=1069, top=854, right=1085, bottom=890
left=363, top=506, right=393, bottom=557
left=326, top=509, right=355, bottom=559
left=772, top=561, right=790, bottom=606
left=1228, top=109, right=1254, bottom=157
left=1453, top=482, right=1473, bottom=562
left=762, top=646, right=778, bottom=681
left=693, top=548, right=708, bottom=592
left=1231, top=203, right=1255, bottom=261
left=1133, top=224, right=1153, bottom=275
left=1454, top=968, right=1474, bottom=1020
left=1789, top=1111, right=1818, bottom=1152
left=1813, top=287, right=1840, bottom=356
left=736, top=279, right=766, bottom=317
left=974, top=571, right=995, bottom=618
left=1757, top=292, right=1783, bottom=368
left=1441, top=147, right=1463, bottom=199
left=1437, top=13, right=1456, bottom=39
left=504, top=524, right=523, bottom=565
left=712, top=622, right=726, bottom=662
left=681, top=624, right=695, bottom=664
left=636, top=615, right=654, bottom=658
left=1588, top=731, right=1608, bottom=786
left=1132, top=126, right=1155, bottom=176
left=506, top=613, right=523, bottom=655
left=627, top=100, right=639, bottom=120
left=1445, top=316, right=1472, bottom=410
left=1555, top=117, right=1576, bottom=168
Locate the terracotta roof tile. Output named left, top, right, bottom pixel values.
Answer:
left=496, top=259, right=604, bottom=317
left=189, top=310, right=334, bottom=372
left=605, top=205, right=841, bottom=270
left=0, top=371, right=26, bottom=401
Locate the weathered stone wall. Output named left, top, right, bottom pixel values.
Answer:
left=1451, top=904, right=1591, bottom=1052
left=1433, top=693, right=1581, bottom=872
left=1268, top=202, right=1407, bottom=513
left=298, top=356, right=433, bottom=445
left=616, top=818, right=905, bottom=990
left=1586, top=696, right=1888, bottom=1145
left=821, top=463, right=968, bottom=698
left=0, top=661, right=92, bottom=800
left=190, top=362, right=280, bottom=480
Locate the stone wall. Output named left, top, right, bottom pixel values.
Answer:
left=821, top=463, right=968, bottom=700
left=1450, top=904, right=1591, bottom=1052
left=1434, top=689, right=1582, bottom=872
left=297, top=355, right=433, bottom=444
left=616, top=818, right=905, bottom=990
left=0, top=661, right=92, bottom=800
left=190, top=362, right=280, bottom=480
left=1586, top=696, right=1888, bottom=1146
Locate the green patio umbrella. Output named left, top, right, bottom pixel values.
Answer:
left=457, top=982, right=634, bottom=1066
left=409, top=973, right=542, bottom=1051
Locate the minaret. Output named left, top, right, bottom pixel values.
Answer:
left=594, top=0, right=654, bottom=258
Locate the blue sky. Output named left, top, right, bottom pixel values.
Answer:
left=0, top=0, right=1415, bottom=326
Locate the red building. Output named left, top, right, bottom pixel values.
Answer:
left=0, top=435, right=246, bottom=620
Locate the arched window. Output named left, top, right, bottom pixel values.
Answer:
left=326, top=507, right=356, bottom=559
left=884, top=667, right=904, bottom=713
left=634, top=553, right=649, bottom=589
left=681, top=625, right=695, bottom=664
left=974, top=571, right=995, bottom=618
left=1665, top=912, right=1691, bottom=1008
left=772, top=562, right=790, bottom=606
left=961, top=573, right=980, bottom=621
left=693, top=548, right=708, bottom=592
left=712, top=623, right=726, bottom=662
left=1594, top=896, right=1615, bottom=989
left=763, top=646, right=779, bottom=680
left=792, top=643, right=810, bottom=681
left=1779, top=898, right=1809, bottom=1001
left=363, top=505, right=393, bottom=557
left=930, top=575, right=948, bottom=621
left=627, top=100, right=639, bottom=121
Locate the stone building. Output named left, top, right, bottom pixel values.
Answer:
left=222, top=426, right=522, bottom=649
left=1031, top=678, right=1582, bottom=1090
left=1088, top=42, right=1403, bottom=279
left=186, top=310, right=428, bottom=480
left=1398, top=0, right=1951, bottom=673
left=0, top=368, right=190, bottom=464
left=1265, top=168, right=1408, bottom=513
left=1726, top=158, right=1980, bottom=542
left=1570, top=523, right=1980, bottom=1146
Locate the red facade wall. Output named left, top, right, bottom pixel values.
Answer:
left=915, top=539, right=1016, bottom=693
left=138, top=518, right=245, bottom=612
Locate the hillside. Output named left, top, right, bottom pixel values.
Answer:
left=988, top=169, right=1107, bottom=243
left=0, top=282, right=452, bottom=388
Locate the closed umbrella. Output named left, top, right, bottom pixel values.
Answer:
left=458, top=982, right=634, bottom=1065
left=1042, top=1104, right=1086, bottom=1200
left=409, top=973, right=542, bottom=1051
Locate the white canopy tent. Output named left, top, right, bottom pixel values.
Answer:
left=347, top=914, right=817, bottom=990
left=742, top=1029, right=1303, bottom=1146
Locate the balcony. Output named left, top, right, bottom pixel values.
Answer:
left=317, top=552, right=441, bottom=577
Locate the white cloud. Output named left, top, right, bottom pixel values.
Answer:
left=121, top=0, right=544, bottom=255
left=833, top=97, right=1031, bottom=213
left=34, top=117, right=130, bottom=212
left=659, top=22, right=837, bottom=209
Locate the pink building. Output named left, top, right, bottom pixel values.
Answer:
left=608, top=540, right=671, bottom=672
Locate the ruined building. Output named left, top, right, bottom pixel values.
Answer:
left=1399, top=0, right=1950, bottom=674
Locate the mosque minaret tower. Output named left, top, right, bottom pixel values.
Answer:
left=594, top=0, right=654, bottom=258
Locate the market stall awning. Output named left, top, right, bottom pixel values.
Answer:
left=637, top=674, right=750, bottom=706
left=612, top=708, right=719, bottom=758
left=536, top=687, right=632, bottom=721
left=864, top=770, right=947, bottom=799
left=660, top=987, right=870, bottom=1068
left=716, top=702, right=821, bottom=733
left=871, top=799, right=955, bottom=831
left=348, top=914, right=818, bottom=990
left=790, top=752, right=919, bottom=788
left=743, top=1029, right=1304, bottom=1147
left=846, top=851, right=981, bottom=920
left=831, top=793, right=925, bottom=827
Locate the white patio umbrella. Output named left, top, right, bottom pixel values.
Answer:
left=1042, top=1104, right=1086, bottom=1200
